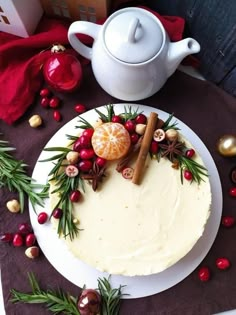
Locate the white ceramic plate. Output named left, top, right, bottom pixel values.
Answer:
left=29, top=104, right=222, bottom=299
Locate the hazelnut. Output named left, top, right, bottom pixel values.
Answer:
left=135, top=124, right=146, bottom=135
left=165, top=129, right=179, bottom=142
left=28, top=114, right=43, bottom=128
left=25, top=246, right=40, bottom=259
left=6, top=199, right=21, bottom=213
left=66, top=151, right=80, bottom=164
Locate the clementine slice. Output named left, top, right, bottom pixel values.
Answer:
left=91, top=122, right=131, bottom=160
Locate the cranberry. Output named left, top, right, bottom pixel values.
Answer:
left=13, top=233, right=24, bottom=247
left=37, top=212, right=48, bottom=224
left=112, top=115, right=123, bottom=123
left=49, top=96, right=60, bottom=108
left=221, top=216, right=235, bottom=227
left=186, top=149, right=195, bottom=158
left=40, top=97, right=50, bottom=108
left=77, top=289, right=101, bottom=315
left=150, top=140, right=159, bottom=154
left=0, top=233, right=13, bottom=243
left=130, top=133, right=139, bottom=144
left=18, top=222, right=32, bottom=235
left=65, top=165, right=79, bottom=177
left=78, top=135, right=91, bottom=149
left=184, top=170, right=193, bottom=181
left=25, top=233, right=36, bottom=247
left=80, top=148, right=95, bottom=160
left=52, top=208, right=63, bottom=219
left=53, top=110, right=62, bottom=122
left=70, top=190, right=82, bottom=202
left=229, top=187, right=236, bottom=197
left=198, top=266, right=210, bottom=282
left=135, top=113, right=147, bottom=124
left=74, top=104, right=86, bottom=114
left=122, top=167, right=134, bottom=179
left=216, top=257, right=231, bottom=270
left=82, top=128, right=94, bottom=139
left=40, top=88, right=50, bottom=97
left=73, top=138, right=82, bottom=152
left=95, top=157, right=107, bottom=168
left=124, top=120, right=136, bottom=133
left=79, top=160, right=93, bottom=172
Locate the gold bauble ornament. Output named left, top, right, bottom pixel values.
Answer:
left=217, top=135, right=236, bottom=157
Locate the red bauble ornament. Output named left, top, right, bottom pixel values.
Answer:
left=43, top=45, right=82, bottom=93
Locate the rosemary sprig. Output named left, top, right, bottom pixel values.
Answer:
left=11, top=273, right=126, bottom=315
left=0, top=136, right=49, bottom=212
left=178, top=155, right=208, bottom=184
left=11, top=273, right=79, bottom=315
left=162, top=113, right=179, bottom=131
left=41, top=147, right=82, bottom=240
left=95, top=104, right=115, bottom=122
left=98, top=277, right=126, bottom=315
left=121, top=105, right=141, bottom=121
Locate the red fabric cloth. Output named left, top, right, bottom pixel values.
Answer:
left=0, top=8, right=185, bottom=124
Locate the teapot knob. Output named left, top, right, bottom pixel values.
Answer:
left=127, top=17, right=140, bottom=43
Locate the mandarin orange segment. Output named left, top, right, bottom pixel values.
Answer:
left=91, top=122, right=131, bottom=160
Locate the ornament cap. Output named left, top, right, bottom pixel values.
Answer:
left=51, top=44, right=66, bottom=53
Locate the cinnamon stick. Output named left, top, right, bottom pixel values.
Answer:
left=132, top=112, right=158, bottom=185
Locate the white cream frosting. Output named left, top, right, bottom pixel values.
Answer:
left=50, top=141, right=211, bottom=276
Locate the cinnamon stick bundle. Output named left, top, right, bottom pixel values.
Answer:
left=132, top=112, right=158, bottom=185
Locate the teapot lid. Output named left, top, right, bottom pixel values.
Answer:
left=103, top=8, right=164, bottom=64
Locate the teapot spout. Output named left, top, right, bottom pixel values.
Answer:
left=166, top=38, right=200, bottom=77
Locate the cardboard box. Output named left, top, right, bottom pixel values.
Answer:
left=0, top=0, right=43, bottom=37
left=40, top=0, right=112, bottom=22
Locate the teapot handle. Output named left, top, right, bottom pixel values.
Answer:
left=68, top=21, right=101, bottom=60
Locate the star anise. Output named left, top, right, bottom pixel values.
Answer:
left=159, top=140, right=185, bottom=162
left=81, top=162, right=106, bottom=191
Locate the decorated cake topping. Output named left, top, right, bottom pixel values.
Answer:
left=41, top=104, right=209, bottom=240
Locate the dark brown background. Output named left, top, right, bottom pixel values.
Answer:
left=1, top=66, right=236, bottom=315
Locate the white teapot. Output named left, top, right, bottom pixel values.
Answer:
left=68, top=7, right=200, bottom=101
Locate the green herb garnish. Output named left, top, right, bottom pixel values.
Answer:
left=11, top=272, right=126, bottom=315
left=0, top=135, right=48, bottom=212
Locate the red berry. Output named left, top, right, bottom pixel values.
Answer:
left=135, top=114, right=147, bottom=124
left=49, top=96, right=60, bottom=108
left=198, top=266, right=210, bottom=282
left=52, top=208, right=63, bottom=219
left=70, top=190, right=82, bottom=202
left=79, top=135, right=92, bottom=149
left=78, top=160, right=93, bottom=172
left=95, top=157, right=107, bottom=168
left=221, top=216, right=235, bottom=227
left=73, top=138, right=82, bottom=152
left=186, top=149, right=195, bottom=158
left=40, top=88, right=50, bottom=97
left=13, top=233, right=24, bottom=247
left=229, top=187, right=236, bottom=197
left=80, top=148, right=95, bottom=160
left=74, top=104, right=86, bottom=114
left=18, top=222, right=32, bottom=235
left=25, top=233, right=36, bottom=247
left=82, top=128, right=94, bottom=139
left=130, top=133, right=139, bottom=144
left=122, top=167, right=134, bottom=179
left=37, top=212, right=48, bottom=224
left=53, top=110, right=62, bottom=122
left=230, top=167, right=236, bottom=184
left=40, top=97, right=50, bottom=108
left=112, top=115, right=122, bottom=123
left=0, top=233, right=13, bottom=243
left=124, top=120, right=136, bottom=133
left=150, top=140, right=159, bottom=154
left=65, top=165, right=79, bottom=177
left=184, top=170, right=193, bottom=181
left=216, top=257, right=231, bottom=270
